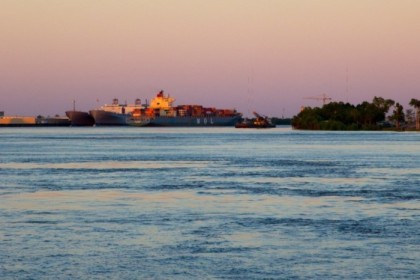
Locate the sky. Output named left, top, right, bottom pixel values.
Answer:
left=1, top=0, right=419, bottom=117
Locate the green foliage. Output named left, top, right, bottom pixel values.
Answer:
left=292, top=107, right=323, bottom=129
left=388, top=102, right=405, bottom=130
left=409, top=98, right=420, bottom=108
left=409, top=98, right=420, bottom=130
left=292, top=96, right=400, bottom=130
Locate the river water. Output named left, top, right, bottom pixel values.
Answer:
left=0, top=127, right=419, bottom=279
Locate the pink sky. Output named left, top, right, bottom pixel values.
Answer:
left=1, top=0, right=419, bottom=117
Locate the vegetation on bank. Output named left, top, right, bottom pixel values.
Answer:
left=292, top=97, right=420, bottom=131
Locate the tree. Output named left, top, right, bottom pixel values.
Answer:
left=292, top=107, right=322, bottom=129
left=372, top=96, right=395, bottom=118
left=356, top=101, right=383, bottom=128
left=409, top=98, right=420, bottom=130
left=389, top=103, right=405, bottom=130
left=406, top=109, right=415, bottom=126
left=292, top=96, right=407, bottom=131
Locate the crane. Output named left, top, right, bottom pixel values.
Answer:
left=303, top=93, right=332, bottom=105
left=253, top=111, right=267, bottom=119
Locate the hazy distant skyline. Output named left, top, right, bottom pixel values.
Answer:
left=1, top=0, right=419, bottom=117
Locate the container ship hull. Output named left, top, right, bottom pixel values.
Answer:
left=65, top=111, right=95, bottom=126
left=90, top=112, right=240, bottom=127
left=90, top=110, right=128, bottom=126
left=148, top=115, right=241, bottom=126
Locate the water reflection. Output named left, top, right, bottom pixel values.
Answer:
left=4, top=189, right=417, bottom=220
left=1, top=128, right=419, bottom=279
left=0, top=161, right=210, bottom=170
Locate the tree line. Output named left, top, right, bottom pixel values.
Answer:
left=292, top=97, right=420, bottom=130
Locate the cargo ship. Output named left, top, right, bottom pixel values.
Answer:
left=143, top=90, right=241, bottom=126
left=65, top=111, right=95, bottom=126
left=89, top=91, right=242, bottom=126
left=90, top=98, right=143, bottom=126
left=65, top=101, right=95, bottom=126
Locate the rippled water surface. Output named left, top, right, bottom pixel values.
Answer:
left=1, top=127, right=419, bottom=279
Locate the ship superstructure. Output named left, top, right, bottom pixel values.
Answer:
left=90, top=98, right=144, bottom=126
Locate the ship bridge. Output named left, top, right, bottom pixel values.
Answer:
left=150, top=90, right=175, bottom=109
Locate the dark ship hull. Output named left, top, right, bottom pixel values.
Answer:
left=65, top=111, right=95, bottom=126
left=90, top=110, right=128, bottom=126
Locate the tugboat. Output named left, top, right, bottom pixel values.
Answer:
left=235, top=112, right=275, bottom=128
